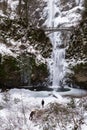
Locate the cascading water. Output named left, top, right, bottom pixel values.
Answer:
left=44, top=0, right=84, bottom=89
left=45, top=0, right=67, bottom=88
left=50, top=31, right=66, bottom=88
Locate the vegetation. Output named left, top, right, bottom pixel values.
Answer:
left=0, top=0, right=52, bottom=89
left=65, top=7, right=87, bottom=89
left=82, top=0, right=87, bottom=19
left=0, top=55, right=20, bottom=88
left=71, top=63, right=87, bottom=89
left=0, top=52, right=49, bottom=89
left=0, top=90, right=87, bottom=130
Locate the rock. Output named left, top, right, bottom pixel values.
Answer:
left=66, top=19, right=87, bottom=61
left=65, top=16, right=87, bottom=89
left=75, top=74, right=87, bottom=82
left=65, top=63, right=87, bottom=89
left=0, top=55, right=21, bottom=89
left=0, top=15, right=52, bottom=89
left=0, top=53, right=49, bottom=89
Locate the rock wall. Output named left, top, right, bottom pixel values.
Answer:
left=0, top=14, right=52, bottom=89
left=65, top=18, right=87, bottom=89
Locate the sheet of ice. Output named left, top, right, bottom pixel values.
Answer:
left=56, top=87, right=87, bottom=97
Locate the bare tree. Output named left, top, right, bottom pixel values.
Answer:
left=18, top=0, right=22, bottom=17
left=17, top=0, right=45, bottom=27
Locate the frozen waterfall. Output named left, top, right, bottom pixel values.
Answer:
left=44, top=0, right=83, bottom=88
left=45, top=0, right=67, bottom=88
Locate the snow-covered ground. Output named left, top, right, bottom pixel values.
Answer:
left=0, top=88, right=87, bottom=130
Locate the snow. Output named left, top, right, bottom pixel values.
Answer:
left=0, top=0, right=87, bottom=129
left=0, top=10, right=7, bottom=17
left=8, top=0, right=19, bottom=11
left=81, top=125, right=87, bottom=130
left=0, top=0, right=85, bottom=62
left=66, top=57, right=87, bottom=66
left=0, top=89, right=64, bottom=130
left=0, top=38, right=45, bottom=63
left=0, top=88, right=87, bottom=130
left=0, top=43, right=15, bottom=56
left=43, top=0, right=85, bottom=88
left=45, top=5, right=84, bottom=27
left=0, top=0, right=85, bottom=58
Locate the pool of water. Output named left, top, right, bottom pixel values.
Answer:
left=1, top=85, right=87, bottom=98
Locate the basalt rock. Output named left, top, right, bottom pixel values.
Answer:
left=0, top=16, right=52, bottom=89
left=0, top=54, right=49, bottom=89
left=0, top=55, right=21, bottom=89
left=66, top=19, right=87, bottom=61
left=66, top=63, right=87, bottom=89
left=65, top=18, right=87, bottom=89
left=0, top=17, right=52, bottom=58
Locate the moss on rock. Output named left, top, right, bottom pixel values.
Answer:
left=0, top=53, right=49, bottom=89
left=18, top=52, right=49, bottom=87
left=0, top=55, right=21, bottom=88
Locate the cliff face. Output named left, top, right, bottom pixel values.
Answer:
left=0, top=0, right=87, bottom=89
left=66, top=19, right=87, bottom=61
left=0, top=0, right=52, bottom=88
left=65, top=17, right=87, bottom=89
left=65, top=1, right=87, bottom=89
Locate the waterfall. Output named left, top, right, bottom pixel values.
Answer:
left=50, top=31, right=66, bottom=88
left=45, top=0, right=67, bottom=88
left=44, top=0, right=83, bottom=89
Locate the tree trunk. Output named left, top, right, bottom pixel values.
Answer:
left=18, top=0, right=22, bottom=17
